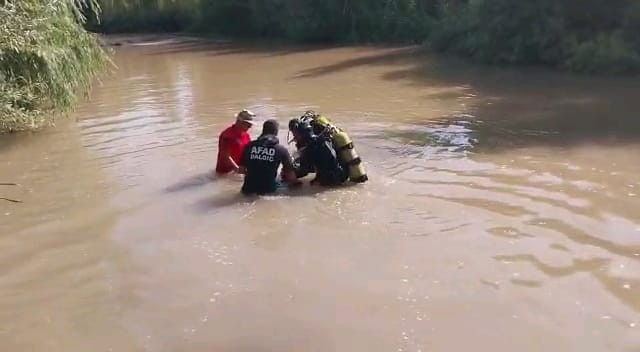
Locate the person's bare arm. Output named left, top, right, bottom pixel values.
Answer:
left=279, top=146, right=302, bottom=187
left=282, top=169, right=300, bottom=185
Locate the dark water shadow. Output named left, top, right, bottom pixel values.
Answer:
left=190, top=181, right=362, bottom=214
left=292, top=47, right=640, bottom=151
left=141, top=37, right=343, bottom=58
left=164, top=171, right=218, bottom=193
left=204, top=42, right=346, bottom=58
left=293, top=46, right=421, bottom=78
left=525, top=218, right=640, bottom=262
left=191, top=191, right=256, bottom=214
left=0, top=197, right=22, bottom=203
left=494, top=254, right=640, bottom=312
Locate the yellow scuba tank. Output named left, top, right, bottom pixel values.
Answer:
left=332, top=129, right=368, bottom=183
left=312, top=113, right=368, bottom=183
left=314, top=115, right=332, bottom=129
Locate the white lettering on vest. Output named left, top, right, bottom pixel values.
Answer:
left=250, top=145, right=276, bottom=162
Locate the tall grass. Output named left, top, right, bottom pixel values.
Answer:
left=0, top=0, right=111, bottom=133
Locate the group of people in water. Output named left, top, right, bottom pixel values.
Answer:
left=215, top=109, right=368, bottom=195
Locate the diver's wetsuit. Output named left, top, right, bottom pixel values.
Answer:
left=296, top=135, right=348, bottom=186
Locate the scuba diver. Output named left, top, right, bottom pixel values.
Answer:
left=289, top=119, right=348, bottom=186
left=288, top=110, right=368, bottom=185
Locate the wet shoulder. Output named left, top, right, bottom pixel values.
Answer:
left=275, top=143, right=291, bottom=156
left=220, top=125, right=234, bottom=137
left=261, top=135, right=280, bottom=145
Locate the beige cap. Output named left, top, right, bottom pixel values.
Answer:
left=236, top=109, right=256, bottom=125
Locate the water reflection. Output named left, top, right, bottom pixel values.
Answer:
left=372, top=116, right=478, bottom=159
left=291, top=45, right=640, bottom=150
left=494, top=254, right=640, bottom=313
left=164, top=172, right=217, bottom=193
left=0, top=121, right=139, bottom=351
left=2, top=38, right=640, bottom=351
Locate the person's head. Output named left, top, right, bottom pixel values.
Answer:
left=261, top=119, right=279, bottom=136
left=288, top=118, right=313, bottom=145
left=298, top=121, right=313, bottom=140
left=301, top=110, right=317, bottom=121
left=288, top=118, right=301, bottom=138
left=298, top=111, right=325, bottom=135
left=234, top=109, right=255, bottom=131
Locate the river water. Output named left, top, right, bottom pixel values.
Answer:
left=1, top=36, right=640, bottom=352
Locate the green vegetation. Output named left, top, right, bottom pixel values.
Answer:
left=87, top=0, right=434, bottom=43
left=431, top=0, right=640, bottom=74
left=84, top=0, right=198, bottom=34
left=3, top=1, right=638, bottom=133
left=193, top=0, right=434, bottom=43
left=90, top=0, right=640, bottom=74
left=0, top=0, right=110, bottom=134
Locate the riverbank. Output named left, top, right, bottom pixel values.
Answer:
left=89, top=0, right=640, bottom=75
left=5, top=0, right=640, bottom=136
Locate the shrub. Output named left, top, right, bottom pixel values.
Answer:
left=0, top=0, right=110, bottom=133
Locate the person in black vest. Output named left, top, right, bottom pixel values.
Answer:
left=288, top=120, right=349, bottom=187
left=238, top=119, right=300, bottom=195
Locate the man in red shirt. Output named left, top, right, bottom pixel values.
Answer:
left=215, top=109, right=255, bottom=174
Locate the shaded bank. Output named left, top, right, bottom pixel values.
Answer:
left=0, top=0, right=110, bottom=134
left=88, top=0, right=640, bottom=75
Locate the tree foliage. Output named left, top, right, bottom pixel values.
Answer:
left=2, top=0, right=636, bottom=133
left=91, top=0, right=640, bottom=74
left=91, top=0, right=436, bottom=43
left=0, top=0, right=110, bottom=133
left=431, top=0, right=640, bottom=73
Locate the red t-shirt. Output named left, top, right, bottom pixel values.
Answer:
left=216, top=125, right=251, bottom=173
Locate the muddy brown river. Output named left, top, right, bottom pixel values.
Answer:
left=1, top=36, right=640, bottom=351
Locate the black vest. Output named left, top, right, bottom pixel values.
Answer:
left=242, top=134, right=282, bottom=195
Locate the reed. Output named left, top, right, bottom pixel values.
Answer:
left=0, top=0, right=110, bottom=133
